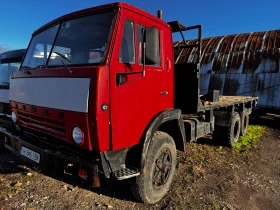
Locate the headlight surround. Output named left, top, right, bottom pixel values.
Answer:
left=11, top=111, right=17, bottom=123
left=72, top=127, right=83, bottom=145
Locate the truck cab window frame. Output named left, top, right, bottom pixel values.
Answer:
left=21, top=10, right=116, bottom=69
left=119, top=19, right=135, bottom=64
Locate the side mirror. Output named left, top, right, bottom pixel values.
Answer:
left=143, top=27, right=159, bottom=65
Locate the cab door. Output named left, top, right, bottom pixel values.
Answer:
left=109, top=11, right=169, bottom=150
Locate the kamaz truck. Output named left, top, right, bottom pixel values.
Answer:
left=0, top=49, right=25, bottom=151
left=0, top=3, right=257, bottom=204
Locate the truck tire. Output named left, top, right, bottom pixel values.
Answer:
left=225, top=112, right=241, bottom=147
left=130, top=131, right=176, bottom=204
left=240, top=110, right=249, bottom=136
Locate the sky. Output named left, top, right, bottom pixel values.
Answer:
left=1, top=0, right=280, bottom=50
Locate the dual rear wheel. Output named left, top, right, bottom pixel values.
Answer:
left=213, top=111, right=249, bottom=147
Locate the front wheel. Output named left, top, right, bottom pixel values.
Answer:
left=130, top=131, right=176, bottom=204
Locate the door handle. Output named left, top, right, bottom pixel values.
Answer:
left=160, top=91, right=168, bottom=95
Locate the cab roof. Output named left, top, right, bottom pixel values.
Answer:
left=0, top=49, right=26, bottom=61
left=34, top=2, right=170, bottom=35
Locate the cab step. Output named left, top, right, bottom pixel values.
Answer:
left=113, top=167, right=140, bottom=180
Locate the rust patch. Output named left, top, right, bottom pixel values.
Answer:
left=243, top=51, right=262, bottom=73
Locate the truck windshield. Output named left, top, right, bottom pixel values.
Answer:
left=0, top=62, right=21, bottom=84
left=22, top=10, right=115, bottom=68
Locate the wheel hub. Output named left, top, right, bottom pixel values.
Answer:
left=153, top=149, right=172, bottom=187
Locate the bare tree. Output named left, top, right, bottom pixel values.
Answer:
left=0, top=45, right=9, bottom=54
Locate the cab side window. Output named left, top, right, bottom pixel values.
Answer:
left=137, top=24, right=161, bottom=66
left=119, top=19, right=135, bottom=64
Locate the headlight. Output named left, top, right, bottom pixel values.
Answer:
left=72, top=127, right=83, bottom=145
left=11, top=111, right=17, bottom=123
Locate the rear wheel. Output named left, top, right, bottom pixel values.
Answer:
left=212, top=112, right=241, bottom=147
left=130, top=131, right=176, bottom=204
left=225, top=112, right=241, bottom=147
left=240, top=110, right=249, bottom=136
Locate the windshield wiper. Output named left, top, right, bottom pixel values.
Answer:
left=53, top=51, right=71, bottom=62
left=53, top=51, right=72, bottom=74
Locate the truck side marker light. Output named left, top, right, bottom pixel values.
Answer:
left=101, top=104, right=108, bottom=111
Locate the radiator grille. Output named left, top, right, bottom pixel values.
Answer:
left=18, top=110, right=66, bottom=135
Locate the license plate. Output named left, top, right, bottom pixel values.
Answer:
left=20, top=146, right=40, bottom=163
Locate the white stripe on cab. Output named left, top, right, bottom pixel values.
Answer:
left=9, top=77, right=90, bottom=113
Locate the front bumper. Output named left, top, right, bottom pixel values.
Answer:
left=0, top=127, right=98, bottom=173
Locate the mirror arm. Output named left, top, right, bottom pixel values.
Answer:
left=118, top=71, right=144, bottom=75
left=117, top=71, right=145, bottom=86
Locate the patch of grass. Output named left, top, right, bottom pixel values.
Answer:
left=207, top=201, right=220, bottom=210
left=168, top=199, right=184, bottom=209
left=234, top=125, right=264, bottom=152
left=216, top=146, right=223, bottom=151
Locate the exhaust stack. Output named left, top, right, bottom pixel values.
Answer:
left=157, top=10, right=162, bottom=19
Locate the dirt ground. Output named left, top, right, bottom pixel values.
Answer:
left=0, top=116, right=279, bottom=210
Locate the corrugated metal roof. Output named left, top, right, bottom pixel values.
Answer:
left=174, top=29, right=280, bottom=74
left=174, top=29, right=280, bottom=109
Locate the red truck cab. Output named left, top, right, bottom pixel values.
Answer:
left=11, top=2, right=173, bottom=152
left=1, top=2, right=258, bottom=204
